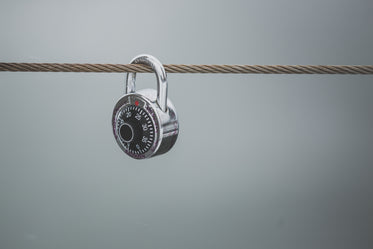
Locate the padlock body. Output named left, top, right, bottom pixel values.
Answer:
left=112, top=89, right=178, bottom=159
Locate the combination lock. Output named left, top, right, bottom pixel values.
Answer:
left=112, top=54, right=179, bottom=159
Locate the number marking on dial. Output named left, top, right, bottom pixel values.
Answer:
left=117, top=104, right=156, bottom=155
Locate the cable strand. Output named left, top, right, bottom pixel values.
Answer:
left=0, top=62, right=372, bottom=74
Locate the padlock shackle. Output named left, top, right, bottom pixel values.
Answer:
left=125, top=54, right=168, bottom=112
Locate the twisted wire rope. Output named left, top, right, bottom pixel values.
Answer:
left=0, top=62, right=372, bottom=74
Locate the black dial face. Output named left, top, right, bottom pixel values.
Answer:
left=116, top=105, right=155, bottom=155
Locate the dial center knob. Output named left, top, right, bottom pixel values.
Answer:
left=120, top=123, right=134, bottom=143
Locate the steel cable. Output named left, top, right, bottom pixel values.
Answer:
left=0, top=62, right=372, bottom=74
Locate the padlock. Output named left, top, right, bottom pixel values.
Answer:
left=112, top=54, right=179, bottom=159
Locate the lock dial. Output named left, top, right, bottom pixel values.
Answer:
left=115, top=104, right=156, bottom=156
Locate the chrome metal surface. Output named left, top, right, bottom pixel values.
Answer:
left=113, top=54, right=179, bottom=159
left=126, top=54, right=168, bottom=112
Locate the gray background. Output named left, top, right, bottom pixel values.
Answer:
left=0, top=0, right=373, bottom=248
